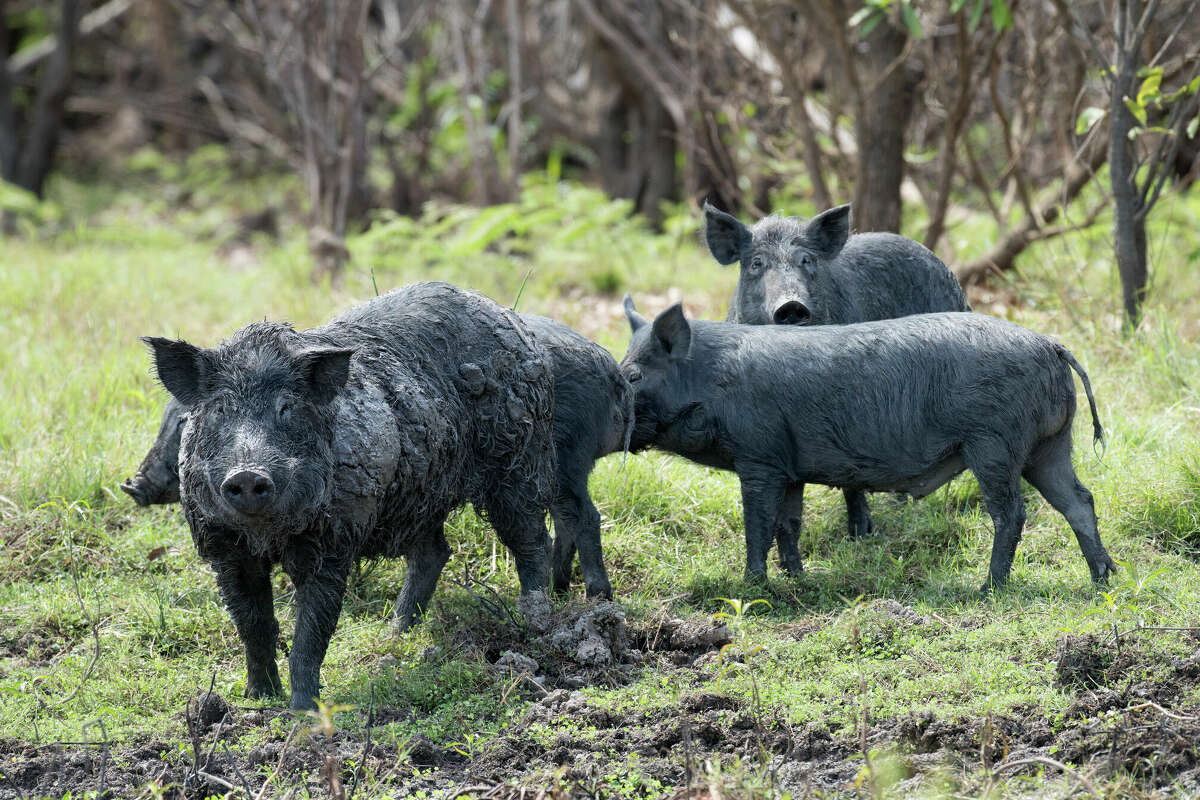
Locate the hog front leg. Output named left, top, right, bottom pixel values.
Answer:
left=739, top=466, right=788, bottom=581
left=286, top=558, right=352, bottom=711
left=210, top=553, right=282, bottom=699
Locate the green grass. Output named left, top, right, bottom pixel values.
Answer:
left=2, top=158, right=1200, bottom=797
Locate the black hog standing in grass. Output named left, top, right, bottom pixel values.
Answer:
left=620, top=299, right=1117, bottom=591
left=703, top=202, right=971, bottom=553
left=142, top=282, right=556, bottom=710
left=128, top=314, right=630, bottom=600
left=522, top=315, right=632, bottom=600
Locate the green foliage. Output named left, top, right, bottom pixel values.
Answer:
left=852, top=0, right=1011, bottom=38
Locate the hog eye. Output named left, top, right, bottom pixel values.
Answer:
left=748, top=256, right=764, bottom=275
left=278, top=400, right=293, bottom=420
left=625, top=366, right=643, bottom=384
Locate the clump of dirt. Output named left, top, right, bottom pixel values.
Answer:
left=542, top=600, right=631, bottom=667
left=1055, top=633, right=1112, bottom=689
left=190, top=689, right=231, bottom=729
left=517, top=590, right=553, bottom=635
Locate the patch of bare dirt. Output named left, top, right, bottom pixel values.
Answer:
left=5, top=615, right=1200, bottom=798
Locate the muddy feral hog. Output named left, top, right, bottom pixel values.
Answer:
left=142, top=282, right=555, bottom=710
left=523, top=315, right=632, bottom=600
left=128, top=313, right=631, bottom=601
left=704, top=202, right=970, bottom=545
left=621, top=299, right=1116, bottom=591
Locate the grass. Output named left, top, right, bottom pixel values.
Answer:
left=1, top=156, right=1200, bottom=798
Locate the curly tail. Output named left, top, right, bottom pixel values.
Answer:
left=1058, top=346, right=1103, bottom=446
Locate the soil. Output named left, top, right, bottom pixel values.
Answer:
left=3, top=610, right=1198, bottom=799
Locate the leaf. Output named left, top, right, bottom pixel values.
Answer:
left=990, top=0, right=1012, bottom=31
left=1136, top=68, right=1163, bottom=106
left=1124, top=96, right=1148, bottom=127
left=859, top=10, right=884, bottom=36
left=901, top=1, right=923, bottom=38
left=848, top=6, right=876, bottom=27
left=968, top=0, right=987, bottom=31
left=1188, top=114, right=1199, bottom=140
left=1076, top=106, right=1106, bottom=135
left=951, top=0, right=969, bottom=10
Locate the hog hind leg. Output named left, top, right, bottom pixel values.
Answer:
left=392, top=520, right=452, bottom=633
left=844, top=488, right=874, bottom=538
left=774, top=484, right=805, bottom=575
left=482, top=491, right=552, bottom=597
left=550, top=478, right=612, bottom=599
left=964, top=441, right=1027, bottom=593
left=1022, top=430, right=1116, bottom=585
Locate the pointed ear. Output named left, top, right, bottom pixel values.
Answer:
left=300, top=348, right=355, bottom=404
left=651, top=303, right=692, bottom=361
left=804, top=204, right=850, bottom=257
left=703, top=202, right=750, bottom=265
left=623, top=293, right=648, bottom=332
left=142, top=336, right=211, bottom=406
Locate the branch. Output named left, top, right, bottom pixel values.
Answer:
left=957, top=136, right=1108, bottom=284
left=6, top=0, right=133, bottom=75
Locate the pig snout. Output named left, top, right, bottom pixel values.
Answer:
left=120, top=475, right=154, bottom=506
left=772, top=299, right=811, bottom=325
left=120, top=470, right=181, bottom=506
left=221, top=468, right=276, bottom=515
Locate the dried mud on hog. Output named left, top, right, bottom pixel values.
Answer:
left=7, top=611, right=1200, bottom=798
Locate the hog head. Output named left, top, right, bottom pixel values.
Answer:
left=621, top=296, right=697, bottom=454
left=121, top=398, right=187, bottom=506
left=704, top=202, right=851, bottom=326
left=143, top=326, right=355, bottom=549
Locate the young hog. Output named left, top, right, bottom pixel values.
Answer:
left=704, top=203, right=971, bottom=545
left=621, top=298, right=1116, bottom=591
left=127, top=314, right=631, bottom=601
left=143, top=282, right=555, bottom=710
left=522, top=315, right=632, bottom=600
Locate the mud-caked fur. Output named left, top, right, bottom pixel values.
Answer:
left=143, top=282, right=556, bottom=710
left=703, top=202, right=971, bottom=552
left=523, top=315, right=633, bottom=600
left=621, top=300, right=1116, bottom=592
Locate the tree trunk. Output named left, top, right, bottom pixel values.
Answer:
left=851, top=18, right=914, bottom=233
left=1109, top=0, right=1148, bottom=330
left=0, top=0, right=83, bottom=197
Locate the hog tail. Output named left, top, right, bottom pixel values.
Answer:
left=1058, top=345, right=1103, bottom=450
left=620, top=377, right=635, bottom=465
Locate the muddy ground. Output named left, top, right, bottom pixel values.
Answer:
left=3, top=603, right=1199, bottom=799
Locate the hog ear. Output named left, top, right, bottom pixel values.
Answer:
left=652, top=303, right=692, bottom=361
left=703, top=202, right=750, bottom=266
left=300, top=347, right=356, bottom=404
left=142, top=336, right=210, bottom=407
left=804, top=204, right=850, bottom=257
left=623, top=293, right=648, bottom=332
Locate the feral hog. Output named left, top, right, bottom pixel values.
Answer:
left=128, top=314, right=632, bottom=601
left=142, top=282, right=555, bottom=710
left=621, top=299, right=1116, bottom=592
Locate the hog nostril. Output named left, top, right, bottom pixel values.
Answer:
left=221, top=469, right=275, bottom=514
left=773, top=301, right=811, bottom=325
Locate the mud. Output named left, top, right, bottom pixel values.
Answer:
left=4, top=617, right=1198, bottom=799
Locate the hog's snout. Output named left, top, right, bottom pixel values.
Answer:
left=221, top=469, right=276, bottom=515
left=772, top=300, right=811, bottom=325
